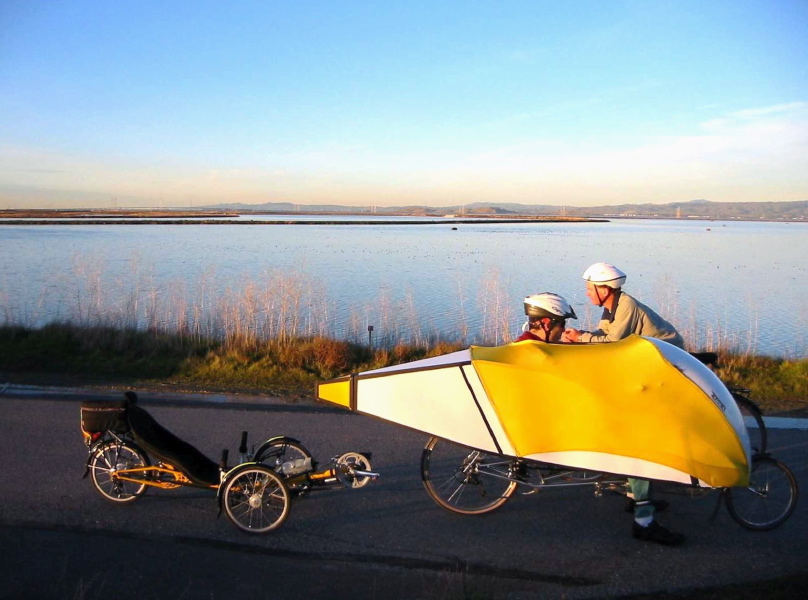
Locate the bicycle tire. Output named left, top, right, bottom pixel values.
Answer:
left=89, top=440, right=150, bottom=503
left=421, top=436, right=517, bottom=515
left=725, top=455, right=798, bottom=530
left=222, top=465, right=291, bottom=533
left=732, top=391, right=767, bottom=455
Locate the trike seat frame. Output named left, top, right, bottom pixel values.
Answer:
left=81, top=393, right=219, bottom=486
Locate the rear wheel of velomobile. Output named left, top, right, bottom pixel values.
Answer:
left=421, top=436, right=517, bottom=516
left=223, top=465, right=291, bottom=533
left=89, top=440, right=149, bottom=503
left=725, top=455, right=798, bottom=531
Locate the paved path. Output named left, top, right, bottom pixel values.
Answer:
left=1, top=386, right=806, bottom=600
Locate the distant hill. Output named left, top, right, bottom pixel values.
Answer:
left=209, top=200, right=808, bottom=221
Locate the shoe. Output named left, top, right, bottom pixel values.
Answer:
left=632, top=520, right=685, bottom=545
left=624, top=497, right=669, bottom=513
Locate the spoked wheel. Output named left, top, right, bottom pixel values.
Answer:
left=421, top=436, right=517, bottom=515
left=732, top=391, right=767, bottom=455
left=89, top=440, right=149, bottom=503
left=223, top=465, right=291, bottom=533
left=254, top=439, right=313, bottom=475
left=725, top=455, right=798, bottom=530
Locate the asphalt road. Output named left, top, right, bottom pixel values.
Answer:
left=0, top=390, right=806, bottom=600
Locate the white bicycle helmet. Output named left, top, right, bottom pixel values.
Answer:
left=582, top=263, right=626, bottom=289
left=523, top=292, right=577, bottom=321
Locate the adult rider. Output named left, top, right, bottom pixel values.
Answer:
left=564, top=262, right=686, bottom=546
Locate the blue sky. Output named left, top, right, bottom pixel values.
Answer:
left=1, top=0, right=807, bottom=209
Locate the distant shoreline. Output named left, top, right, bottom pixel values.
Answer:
left=0, top=218, right=607, bottom=225
left=0, top=208, right=804, bottom=224
left=0, top=209, right=605, bottom=225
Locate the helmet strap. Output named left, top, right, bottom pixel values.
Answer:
left=535, top=317, right=564, bottom=341
left=540, top=319, right=552, bottom=339
left=595, top=285, right=612, bottom=307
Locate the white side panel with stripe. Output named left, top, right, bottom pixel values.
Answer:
left=356, top=366, right=499, bottom=452
left=460, top=364, right=516, bottom=456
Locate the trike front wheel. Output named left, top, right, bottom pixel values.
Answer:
left=725, top=455, right=798, bottom=530
left=421, top=436, right=517, bottom=515
left=89, top=440, right=149, bottom=503
left=222, top=465, right=291, bottom=533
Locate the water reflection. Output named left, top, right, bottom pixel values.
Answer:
left=1, top=219, right=805, bottom=357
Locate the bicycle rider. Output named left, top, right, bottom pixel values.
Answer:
left=516, top=292, right=577, bottom=343
left=564, top=262, right=686, bottom=545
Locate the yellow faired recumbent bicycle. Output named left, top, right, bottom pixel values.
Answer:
left=81, top=391, right=378, bottom=534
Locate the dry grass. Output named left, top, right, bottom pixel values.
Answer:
left=1, top=252, right=520, bottom=349
left=2, top=251, right=804, bottom=410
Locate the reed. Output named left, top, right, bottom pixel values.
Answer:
left=4, top=249, right=789, bottom=355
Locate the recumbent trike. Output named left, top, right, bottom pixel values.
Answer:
left=80, top=391, right=378, bottom=533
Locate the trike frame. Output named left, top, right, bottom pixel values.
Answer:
left=81, top=397, right=378, bottom=534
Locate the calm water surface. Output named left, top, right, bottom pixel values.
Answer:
left=1, top=219, right=806, bottom=357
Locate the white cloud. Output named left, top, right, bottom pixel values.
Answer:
left=411, top=100, right=808, bottom=203
left=731, top=102, right=808, bottom=120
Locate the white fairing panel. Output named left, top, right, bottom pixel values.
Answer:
left=356, top=365, right=499, bottom=452
left=361, top=349, right=471, bottom=376
left=524, top=450, right=706, bottom=486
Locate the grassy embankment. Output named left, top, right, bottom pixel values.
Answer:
left=1, top=323, right=806, bottom=414
left=0, top=324, right=460, bottom=400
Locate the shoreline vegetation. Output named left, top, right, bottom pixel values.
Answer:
left=1, top=323, right=805, bottom=415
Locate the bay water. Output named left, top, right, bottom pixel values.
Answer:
left=1, top=218, right=805, bottom=357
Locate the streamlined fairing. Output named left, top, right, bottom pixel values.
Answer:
left=317, top=336, right=751, bottom=487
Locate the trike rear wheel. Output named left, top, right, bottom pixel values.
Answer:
left=254, top=439, right=313, bottom=474
left=223, top=465, right=291, bottom=533
left=725, top=455, right=798, bottom=530
left=89, top=440, right=149, bottom=503
left=421, top=436, right=517, bottom=515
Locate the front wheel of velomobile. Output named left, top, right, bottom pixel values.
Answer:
left=421, top=436, right=517, bottom=516
left=725, top=455, right=798, bottom=530
left=223, top=465, right=291, bottom=533
left=89, top=440, right=150, bottom=503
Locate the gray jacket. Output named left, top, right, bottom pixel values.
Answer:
left=579, top=291, right=685, bottom=349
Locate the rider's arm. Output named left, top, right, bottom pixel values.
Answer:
left=579, top=323, right=614, bottom=343
left=579, top=299, right=639, bottom=343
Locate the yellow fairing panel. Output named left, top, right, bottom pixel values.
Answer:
left=471, top=336, right=748, bottom=487
left=317, top=377, right=352, bottom=409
